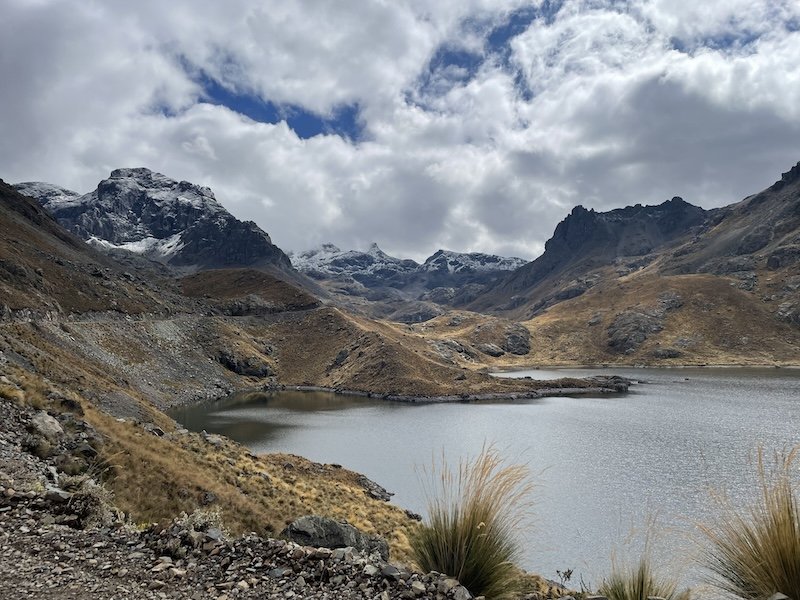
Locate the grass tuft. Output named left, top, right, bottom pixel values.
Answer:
left=600, top=554, right=690, bottom=600
left=700, top=447, right=800, bottom=599
left=410, top=443, right=533, bottom=600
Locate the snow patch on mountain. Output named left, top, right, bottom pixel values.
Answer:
left=14, top=182, right=82, bottom=210
left=290, top=243, right=418, bottom=283
left=87, top=233, right=186, bottom=260
left=421, top=250, right=527, bottom=274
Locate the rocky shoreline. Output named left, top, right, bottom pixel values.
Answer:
left=263, top=375, right=631, bottom=403
left=0, top=391, right=565, bottom=600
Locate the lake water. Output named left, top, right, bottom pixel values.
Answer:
left=170, top=367, right=800, bottom=593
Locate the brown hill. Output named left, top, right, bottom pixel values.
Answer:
left=464, top=162, right=800, bottom=365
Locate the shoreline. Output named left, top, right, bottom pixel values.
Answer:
left=486, top=362, right=800, bottom=373
left=259, top=377, right=630, bottom=404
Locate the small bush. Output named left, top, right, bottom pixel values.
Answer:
left=410, top=444, right=533, bottom=600
left=600, top=554, right=690, bottom=600
left=701, top=448, right=800, bottom=599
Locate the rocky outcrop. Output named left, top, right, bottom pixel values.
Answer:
left=281, top=515, right=390, bottom=561
left=217, top=349, right=274, bottom=378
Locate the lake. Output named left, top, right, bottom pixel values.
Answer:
left=170, top=367, right=800, bottom=593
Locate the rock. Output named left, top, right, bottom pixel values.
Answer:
left=30, top=411, right=64, bottom=443
left=217, top=349, right=273, bottom=378
left=452, top=585, right=473, bottom=600
left=767, top=245, right=800, bottom=269
left=281, top=515, right=389, bottom=561
left=356, top=475, right=393, bottom=501
left=44, top=486, right=72, bottom=504
left=476, top=343, right=505, bottom=357
left=410, top=580, right=427, bottom=596
left=502, top=324, right=531, bottom=355
left=651, top=348, right=682, bottom=359
left=607, top=310, right=664, bottom=353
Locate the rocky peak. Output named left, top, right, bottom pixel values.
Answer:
left=15, top=168, right=292, bottom=272
left=771, top=160, right=800, bottom=191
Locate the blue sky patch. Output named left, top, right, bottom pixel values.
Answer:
left=181, top=61, right=363, bottom=141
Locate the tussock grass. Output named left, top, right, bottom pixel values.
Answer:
left=700, top=448, right=800, bottom=599
left=410, top=444, right=533, bottom=599
left=600, top=554, right=690, bottom=600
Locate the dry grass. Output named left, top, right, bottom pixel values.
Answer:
left=600, top=554, right=690, bottom=600
left=411, top=444, right=533, bottom=599
left=700, top=448, right=800, bottom=599
left=83, top=407, right=418, bottom=561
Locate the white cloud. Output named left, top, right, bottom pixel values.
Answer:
left=1, top=0, right=799, bottom=262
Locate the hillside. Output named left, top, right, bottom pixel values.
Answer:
left=462, top=161, right=800, bottom=365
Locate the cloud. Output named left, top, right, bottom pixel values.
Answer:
left=1, top=0, right=799, bottom=262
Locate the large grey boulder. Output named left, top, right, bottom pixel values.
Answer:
left=281, top=515, right=389, bottom=560
left=30, top=411, right=64, bottom=443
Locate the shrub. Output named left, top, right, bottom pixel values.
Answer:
left=410, top=444, right=533, bottom=600
left=700, top=448, right=800, bottom=599
left=600, top=554, right=690, bottom=600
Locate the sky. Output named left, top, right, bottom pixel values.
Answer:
left=1, top=0, right=799, bottom=261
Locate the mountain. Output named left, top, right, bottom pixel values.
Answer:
left=470, top=197, right=708, bottom=314
left=290, top=243, right=527, bottom=321
left=15, top=168, right=293, bottom=273
left=291, top=243, right=419, bottom=287
left=460, top=160, right=800, bottom=365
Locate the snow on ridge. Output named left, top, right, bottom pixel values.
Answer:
left=291, top=243, right=526, bottom=278
left=421, top=249, right=528, bottom=273
left=87, top=232, right=185, bottom=261
left=14, top=181, right=84, bottom=210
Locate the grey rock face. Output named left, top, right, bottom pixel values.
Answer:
left=281, top=515, right=389, bottom=561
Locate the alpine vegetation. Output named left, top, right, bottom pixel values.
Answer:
left=599, top=553, right=690, bottom=600
left=410, top=444, right=533, bottom=600
left=701, top=448, right=800, bottom=600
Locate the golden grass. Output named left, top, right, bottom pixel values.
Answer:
left=600, top=554, right=690, bottom=600
left=411, top=444, right=533, bottom=599
left=700, top=448, right=800, bottom=599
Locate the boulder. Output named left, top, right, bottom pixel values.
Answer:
left=502, top=324, right=531, bottom=355
left=30, top=411, right=64, bottom=443
left=281, top=515, right=389, bottom=560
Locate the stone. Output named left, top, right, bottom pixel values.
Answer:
left=476, top=343, right=505, bottom=357
left=281, top=516, right=389, bottom=561
left=44, top=486, right=72, bottom=504
left=502, top=324, right=531, bottom=355
left=30, top=411, right=64, bottom=443
left=410, top=580, right=427, bottom=596
left=452, top=585, right=473, bottom=600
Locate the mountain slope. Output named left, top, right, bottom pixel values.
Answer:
left=468, top=161, right=800, bottom=365
left=15, top=168, right=293, bottom=273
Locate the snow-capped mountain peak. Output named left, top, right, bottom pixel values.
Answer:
left=421, top=249, right=528, bottom=274
left=15, top=168, right=292, bottom=271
